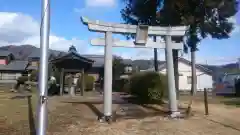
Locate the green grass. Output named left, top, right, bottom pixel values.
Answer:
left=178, top=92, right=240, bottom=107
left=221, top=98, right=240, bottom=107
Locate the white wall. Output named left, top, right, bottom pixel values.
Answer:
left=0, top=72, right=21, bottom=81
left=159, top=62, right=213, bottom=91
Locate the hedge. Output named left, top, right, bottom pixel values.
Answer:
left=128, top=71, right=167, bottom=103
left=17, top=76, right=29, bottom=84
left=30, top=70, right=38, bottom=81
left=76, top=74, right=95, bottom=91
left=235, top=79, right=240, bottom=97
left=113, top=78, right=129, bottom=92
left=85, top=75, right=95, bottom=91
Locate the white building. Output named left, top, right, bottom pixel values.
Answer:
left=142, top=58, right=214, bottom=91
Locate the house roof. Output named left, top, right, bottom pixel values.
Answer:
left=158, top=57, right=213, bottom=75
left=26, top=65, right=38, bottom=70
left=122, top=59, right=132, bottom=65
left=137, top=60, right=165, bottom=71
left=0, top=50, right=12, bottom=57
left=0, top=60, right=29, bottom=71
left=81, top=55, right=135, bottom=68
left=51, top=51, right=94, bottom=64
left=28, top=49, right=63, bottom=59
left=82, top=55, right=104, bottom=67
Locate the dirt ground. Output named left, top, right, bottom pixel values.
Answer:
left=1, top=91, right=240, bottom=135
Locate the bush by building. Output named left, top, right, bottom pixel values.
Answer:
left=128, top=71, right=167, bottom=103
left=77, top=74, right=95, bottom=91
left=14, top=76, right=29, bottom=90
left=30, top=70, right=38, bottom=81
left=113, top=78, right=129, bottom=92
left=85, top=75, right=95, bottom=91
left=235, top=79, right=240, bottom=97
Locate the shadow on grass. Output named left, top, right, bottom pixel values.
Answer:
left=215, top=94, right=240, bottom=107
left=62, top=95, right=170, bottom=121
left=222, top=100, right=240, bottom=107
left=122, top=96, right=165, bottom=105
left=84, top=102, right=103, bottom=118
left=27, top=96, right=36, bottom=135
left=11, top=94, right=36, bottom=135
left=206, top=118, right=240, bottom=132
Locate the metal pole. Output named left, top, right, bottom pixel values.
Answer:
left=165, top=27, right=179, bottom=117
left=103, top=31, right=113, bottom=118
left=37, top=0, right=50, bottom=135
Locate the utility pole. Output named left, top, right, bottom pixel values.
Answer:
left=37, top=0, right=50, bottom=135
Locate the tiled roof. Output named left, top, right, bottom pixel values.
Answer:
left=28, top=49, right=63, bottom=59
left=26, top=65, right=38, bottom=70
left=0, top=50, right=12, bottom=57
left=82, top=55, right=104, bottom=67
left=0, top=61, right=29, bottom=71
left=51, top=51, right=94, bottom=63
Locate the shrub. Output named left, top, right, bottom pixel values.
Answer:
left=77, top=75, right=95, bottom=91
left=235, top=79, right=240, bottom=97
left=85, top=75, right=95, bottom=91
left=30, top=70, right=38, bottom=81
left=15, top=76, right=29, bottom=90
left=52, top=69, right=61, bottom=84
left=113, top=78, right=129, bottom=92
left=17, top=76, right=29, bottom=84
left=129, top=71, right=167, bottom=103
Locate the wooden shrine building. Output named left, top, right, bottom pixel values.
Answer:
left=50, top=45, right=95, bottom=96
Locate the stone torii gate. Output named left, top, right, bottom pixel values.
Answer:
left=81, top=17, right=187, bottom=121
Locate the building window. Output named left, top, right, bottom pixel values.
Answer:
left=187, top=76, right=192, bottom=84
left=0, top=73, right=18, bottom=80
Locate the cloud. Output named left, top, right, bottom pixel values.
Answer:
left=74, top=0, right=117, bottom=14
left=0, top=12, right=38, bottom=44
left=85, top=0, right=116, bottom=7
left=73, top=8, right=85, bottom=14
left=228, top=15, right=240, bottom=35
left=0, top=12, right=168, bottom=61
left=0, top=12, right=96, bottom=53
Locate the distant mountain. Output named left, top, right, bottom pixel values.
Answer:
left=0, top=45, right=163, bottom=70
left=0, top=45, right=38, bottom=60
left=222, top=63, right=238, bottom=69
left=0, top=45, right=238, bottom=71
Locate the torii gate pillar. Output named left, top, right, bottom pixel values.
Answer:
left=165, top=30, right=179, bottom=116
left=103, top=32, right=113, bottom=118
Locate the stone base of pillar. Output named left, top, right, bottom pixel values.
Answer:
left=169, top=111, right=182, bottom=119
left=98, top=115, right=115, bottom=124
